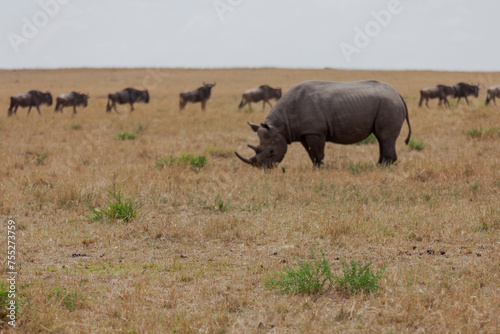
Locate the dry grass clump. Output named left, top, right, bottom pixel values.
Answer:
left=0, top=68, right=498, bottom=333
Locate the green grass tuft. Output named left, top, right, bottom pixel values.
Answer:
left=86, top=189, right=139, bottom=223
left=117, top=132, right=136, bottom=140
left=264, top=250, right=387, bottom=295
left=334, top=259, right=387, bottom=294
left=408, top=139, right=425, bottom=151
left=264, top=250, right=332, bottom=295
left=155, top=154, right=207, bottom=171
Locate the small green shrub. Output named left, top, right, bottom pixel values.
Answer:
left=264, top=251, right=332, bottom=295
left=69, top=123, right=82, bottom=130
left=179, top=153, right=207, bottom=170
left=356, top=133, right=377, bottom=145
left=408, top=139, right=425, bottom=151
left=264, top=251, right=387, bottom=295
left=117, top=132, right=136, bottom=140
left=86, top=189, right=138, bottom=223
left=334, top=259, right=387, bottom=294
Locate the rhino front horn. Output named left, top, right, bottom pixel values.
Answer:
left=235, top=152, right=254, bottom=165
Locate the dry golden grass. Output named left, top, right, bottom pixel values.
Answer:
left=0, top=68, right=499, bottom=333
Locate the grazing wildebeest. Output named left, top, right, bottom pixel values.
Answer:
left=485, top=85, right=500, bottom=105
left=55, top=92, right=89, bottom=114
left=418, top=85, right=455, bottom=108
left=453, top=83, right=479, bottom=105
left=8, top=90, right=52, bottom=116
left=235, top=80, right=411, bottom=169
left=179, top=82, right=216, bottom=111
left=238, top=85, right=282, bottom=111
left=106, top=88, right=149, bottom=113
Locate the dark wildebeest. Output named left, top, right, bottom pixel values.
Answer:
left=235, top=80, right=411, bottom=169
left=106, top=88, right=150, bottom=113
left=55, top=92, right=89, bottom=114
left=453, top=83, right=479, bottom=105
left=179, top=82, right=216, bottom=111
left=8, top=90, right=53, bottom=116
left=418, top=85, right=455, bottom=108
left=485, top=85, right=500, bottom=105
left=238, top=85, right=282, bottom=111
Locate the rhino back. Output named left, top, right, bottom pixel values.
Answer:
left=266, top=80, right=404, bottom=144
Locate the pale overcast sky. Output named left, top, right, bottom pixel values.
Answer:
left=0, top=0, right=498, bottom=71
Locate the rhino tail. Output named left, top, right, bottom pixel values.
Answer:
left=400, top=94, right=412, bottom=145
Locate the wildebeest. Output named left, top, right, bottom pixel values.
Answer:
left=55, top=92, right=89, bottom=114
left=419, top=85, right=455, bottom=108
left=235, top=80, right=411, bottom=169
left=485, top=85, right=500, bottom=105
left=238, top=85, right=282, bottom=111
left=179, top=82, right=216, bottom=111
left=453, top=83, right=479, bottom=105
left=106, top=88, right=150, bottom=113
left=8, top=90, right=53, bottom=116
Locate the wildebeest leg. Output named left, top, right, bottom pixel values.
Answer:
left=201, top=100, right=206, bottom=111
left=130, top=103, right=134, bottom=112
left=300, top=135, right=326, bottom=168
left=418, top=95, right=424, bottom=107
left=456, top=96, right=462, bottom=105
left=27, top=106, right=32, bottom=116
left=376, top=137, right=397, bottom=165
left=238, top=97, right=246, bottom=109
left=73, top=105, right=77, bottom=114
left=443, top=98, right=450, bottom=108
left=464, top=96, right=469, bottom=106
left=36, top=105, right=42, bottom=115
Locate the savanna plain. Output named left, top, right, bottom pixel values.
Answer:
left=0, top=68, right=499, bottom=333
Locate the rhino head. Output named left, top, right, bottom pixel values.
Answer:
left=235, top=122, right=288, bottom=169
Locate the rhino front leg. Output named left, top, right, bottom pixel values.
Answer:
left=300, top=135, right=326, bottom=168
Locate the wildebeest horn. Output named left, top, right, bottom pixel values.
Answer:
left=235, top=152, right=254, bottom=165
left=247, top=144, right=258, bottom=152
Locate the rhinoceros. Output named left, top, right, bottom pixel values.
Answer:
left=235, top=80, right=411, bottom=168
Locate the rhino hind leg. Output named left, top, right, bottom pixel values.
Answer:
left=377, top=137, right=398, bottom=165
left=300, top=135, right=326, bottom=168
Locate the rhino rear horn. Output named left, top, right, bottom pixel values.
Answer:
left=248, top=122, right=260, bottom=132
left=247, top=144, right=258, bottom=152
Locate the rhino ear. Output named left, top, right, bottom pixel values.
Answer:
left=248, top=122, right=260, bottom=132
left=260, top=123, right=270, bottom=130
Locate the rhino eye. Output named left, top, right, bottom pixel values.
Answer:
left=269, top=150, right=274, bottom=155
